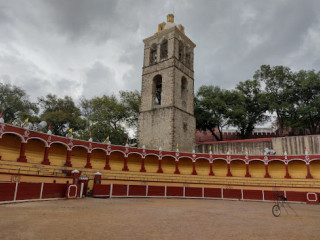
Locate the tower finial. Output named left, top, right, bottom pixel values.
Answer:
left=167, top=14, right=174, bottom=23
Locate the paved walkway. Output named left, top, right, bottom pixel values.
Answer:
left=1, top=198, right=320, bottom=240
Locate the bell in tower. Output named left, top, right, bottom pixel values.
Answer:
left=137, top=14, right=196, bottom=153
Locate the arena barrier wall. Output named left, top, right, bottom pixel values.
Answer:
left=92, top=183, right=320, bottom=204
left=0, top=182, right=84, bottom=204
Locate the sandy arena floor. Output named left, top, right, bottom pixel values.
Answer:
left=1, top=198, right=320, bottom=240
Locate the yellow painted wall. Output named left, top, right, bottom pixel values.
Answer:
left=109, top=151, right=124, bottom=171
left=127, top=154, right=142, bottom=172
left=230, top=160, right=246, bottom=177
left=49, top=143, right=67, bottom=167
left=195, top=159, right=210, bottom=176
left=310, top=161, right=320, bottom=179
left=145, top=155, right=159, bottom=173
left=0, top=173, right=71, bottom=183
left=212, top=159, right=227, bottom=176
left=25, top=139, right=45, bottom=164
left=162, top=156, right=176, bottom=174
left=249, top=161, right=265, bottom=178
left=91, top=149, right=106, bottom=170
left=21, top=175, right=70, bottom=184
left=179, top=157, right=193, bottom=175
left=0, top=134, right=21, bottom=161
left=71, top=147, right=87, bottom=169
left=268, top=161, right=286, bottom=179
left=288, top=161, right=307, bottom=179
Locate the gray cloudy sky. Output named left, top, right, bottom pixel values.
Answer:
left=1, top=0, right=320, bottom=101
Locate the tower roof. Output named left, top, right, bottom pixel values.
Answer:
left=158, top=14, right=185, bottom=33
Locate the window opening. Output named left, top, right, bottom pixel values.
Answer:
left=185, top=47, right=191, bottom=68
left=179, top=40, right=184, bottom=61
left=153, top=75, right=162, bottom=105
left=160, top=39, right=168, bottom=59
left=181, top=77, right=187, bottom=107
left=150, top=43, right=157, bottom=65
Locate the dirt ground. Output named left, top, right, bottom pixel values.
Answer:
left=1, top=198, right=320, bottom=240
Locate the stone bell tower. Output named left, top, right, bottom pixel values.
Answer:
left=137, top=14, right=196, bottom=152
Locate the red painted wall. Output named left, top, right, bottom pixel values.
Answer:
left=204, top=188, right=221, bottom=198
left=42, top=183, right=66, bottom=199
left=223, top=189, right=242, bottom=199
left=147, top=186, right=165, bottom=196
left=93, top=184, right=110, bottom=196
left=16, top=182, right=41, bottom=200
left=166, top=186, right=184, bottom=197
left=89, top=183, right=320, bottom=205
left=264, top=191, right=285, bottom=201
left=185, top=187, right=202, bottom=197
left=129, top=185, right=146, bottom=196
left=0, top=182, right=15, bottom=201
left=112, top=184, right=127, bottom=196
left=286, top=191, right=306, bottom=202
left=243, top=190, right=263, bottom=200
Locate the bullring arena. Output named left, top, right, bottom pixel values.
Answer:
left=1, top=123, right=320, bottom=239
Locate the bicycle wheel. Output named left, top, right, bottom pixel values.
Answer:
left=272, top=204, right=281, bottom=217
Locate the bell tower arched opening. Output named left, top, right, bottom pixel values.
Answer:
left=181, top=76, right=188, bottom=108
left=160, top=39, right=168, bottom=59
left=153, top=75, right=162, bottom=105
left=150, top=43, right=157, bottom=65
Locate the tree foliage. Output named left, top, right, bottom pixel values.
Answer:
left=38, top=94, right=85, bottom=136
left=292, top=70, right=320, bottom=134
left=226, top=80, right=269, bottom=138
left=194, top=86, right=228, bottom=141
left=119, top=90, right=141, bottom=128
left=253, top=65, right=295, bottom=136
left=0, top=83, right=38, bottom=123
left=78, top=91, right=140, bottom=145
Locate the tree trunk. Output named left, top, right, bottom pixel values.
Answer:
left=209, top=128, right=222, bottom=141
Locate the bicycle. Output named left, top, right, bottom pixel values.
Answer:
left=272, top=193, right=287, bottom=217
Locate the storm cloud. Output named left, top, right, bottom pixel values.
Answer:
left=0, top=0, right=319, bottom=101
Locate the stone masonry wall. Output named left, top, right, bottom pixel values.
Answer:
left=173, top=108, right=196, bottom=153
left=137, top=107, right=174, bottom=151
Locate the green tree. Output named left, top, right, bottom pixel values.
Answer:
left=86, top=95, right=129, bottom=144
left=293, top=70, right=320, bottom=134
left=194, top=85, right=228, bottom=141
left=254, top=65, right=296, bottom=136
left=38, top=94, right=85, bottom=136
left=119, top=90, right=141, bottom=128
left=78, top=91, right=141, bottom=144
left=0, top=83, right=38, bottom=123
left=227, top=80, right=269, bottom=139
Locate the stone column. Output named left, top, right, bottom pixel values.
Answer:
left=306, top=163, right=313, bottom=179
left=174, top=160, right=180, bottom=174
left=122, top=155, right=129, bottom=171
left=42, top=146, right=50, bottom=165
left=104, top=154, right=111, bottom=170
left=227, top=163, right=232, bottom=177
left=17, top=142, right=27, bottom=162
left=65, top=150, right=72, bottom=167
left=285, top=163, right=291, bottom=179
left=264, top=163, right=271, bottom=178
left=140, top=157, right=146, bottom=172
left=245, top=163, right=251, bottom=177
left=157, top=158, right=163, bottom=173
left=192, top=161, right=197, bottom=175
left=209, top=162, right=214, bottom=176
left=85, top=152, right=92, bottom=169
